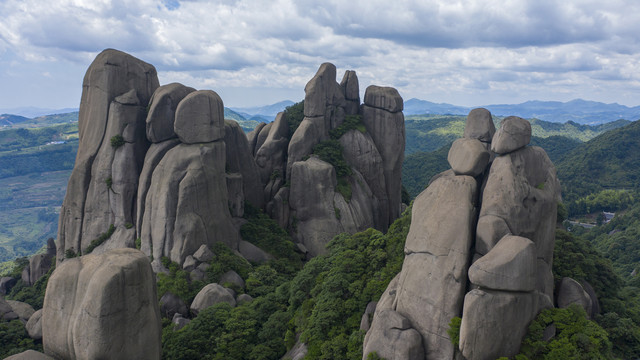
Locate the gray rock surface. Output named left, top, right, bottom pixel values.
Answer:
left=226, top=173, right=245, bottom=217
left=182, top=255, right=198, bottom=272
left=288, top=157, right=344, bottom=256
left=193, top=245, right=214, bottom=263
left=174, top=90, right=224, bottom=144
left=460, top=289, right=548, bottom=360
left=26, top=309, right=43, bottom=340
left=172, top=313, right=191, bottom=330
left=57, top=49, right=158, bottom=260
left=136, top=138, right=181, bottom=238
left=581, top=281, right=601, bottom=317
left=0, top=277, right=17, bottom=295
left=394, top=173, right=477, bottom=360
left=478, top=146, right=560, bottom=297
left=339, top=129, right=388, bottom=230
left=557, top=277, right=593, bottom=317
left=7, top=300, right=35, bottom=322
left=361, top=309, right=424, bottom=360
left=447, top=138, right=491, bottom=176
left=468, top=235, right=536, bottom=292
left=255, top=112, right=289, bottom=185
left=224, top=120, right=264, bottom=208
left=140, top=142, right=238, bottom=265
left=475, top=214, right=512, bottom=256
left=146, top=83, right=195, bottom=142
left=0, top=296, right=19, bottom=321
left=190, top=283, right=237, bottom=315
left=238, top=240, right=273, bottom=263
left=281, top=338, right=308, bottom=360
left=464, top=108, right=495, bottom=142
left=361, top=86, right=405, bottom=224
left=4, top=350, right=54, bottom=360
left=491, top=116, right=531, bottom=154
left=359, top=301, right=377, bottom=332
left=363, top=85, right=403, bottom=113
left=247, top=122, right=266, bottom=155
left=220, top=270, right=245, bottom=289
left=254, top=122, right=272, bottom=157
left=237, top=293, right=254, bottom=305
left=340, top=70, right=360, bottom=115
left=25, top=253, right=54, bottom=286
left=42, top=248, right=161, bottom=360
left=159, top=292, right=189, bottom=319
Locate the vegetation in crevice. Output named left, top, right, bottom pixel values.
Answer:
left=84, top=224, right=115, bottom=254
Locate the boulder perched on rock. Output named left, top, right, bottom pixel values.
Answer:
left=491, top=116, right=531, bottom=154
left=42, top=248, right=161, bottom=360
left=57, top=49, right=159, bottom=260
left=468, top=235, right=536, bottom=292
left=174, top=90, right=224, bottom=144
left=190, top=283, right=236, bottom=315
left=364, top=108, right=560, bottom=360
left=448, top=138, right=491, bottom=176
left=464, top=108, right=495, bottom=143
left=146, top=83, right=195, bottom=142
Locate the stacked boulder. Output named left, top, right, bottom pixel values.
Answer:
left=249, top=63, right=404, bottom=256
left=137, top=88, right=238, bottom=267
left=363, top=110, right=561, bottom=360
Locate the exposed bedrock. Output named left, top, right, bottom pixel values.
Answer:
left=57, top=49, right=159, bottom=260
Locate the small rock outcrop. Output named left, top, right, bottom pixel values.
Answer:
left=42, top=248, right=161, bottom=360
left=190, top=283, right=237, bottom=315
left=363, top=108, right=561, bottom=360
left=4, top=350, right=54, bottom=360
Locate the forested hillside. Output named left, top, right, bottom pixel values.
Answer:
left=556, top=120, right=640, bottom=203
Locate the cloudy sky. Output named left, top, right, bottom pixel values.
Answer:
left=2, top=0, right=640, bottom=110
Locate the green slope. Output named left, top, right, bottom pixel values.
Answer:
left=556, top=120, right=640, bottom=202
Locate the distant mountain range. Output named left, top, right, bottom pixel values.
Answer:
left=404, top=98, right=640, bottom=124
left=3, top=98, right=640, bottom=125
left=229, top=100, right=295, bottom=121
left=0, top=107, right=78, bottom=118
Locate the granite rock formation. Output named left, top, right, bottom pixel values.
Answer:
left=250, top=63, right=405, bottom=256
left=57, top=49, right=159, bottom=260
left=363, top=108, right=561, bottom=360
left=42, top=248, right=161, bottom=360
